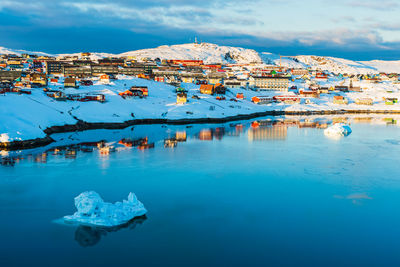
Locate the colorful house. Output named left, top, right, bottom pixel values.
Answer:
left=200, top=84, right=214, bottom=95
left=100, top=74, right=110, bottom=83
left=176, top=92, right=187, bottom=104
left=355, top=98, right=373, bottom=105
left=333, top=95, right=348, bottom=104
left=251, top=96, right=274, bottom=104
left=248, top=76, right=290, bottom=92
left=64, top=78, right=78, bottom=88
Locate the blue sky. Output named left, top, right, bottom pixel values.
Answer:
left=0, top=0, right=399, bottom=60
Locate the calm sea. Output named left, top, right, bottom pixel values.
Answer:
left=1, top=115, right=400, bottom=266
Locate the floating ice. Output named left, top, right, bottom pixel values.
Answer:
left=324, top=123, right=352, bottom=138
left=63, top=191, right=147, bottom=227
left=0, top=133, right=10, bottom=143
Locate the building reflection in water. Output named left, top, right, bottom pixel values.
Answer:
left=175, top=131, right=187, bottom=142
left=383, top=118, right=397, bottom=125
left=164, top=131, right=187, bottom=148
left=137, top=138, right=155, bottom=150
left=247, top=118, right=332, bottom=142
left=164, top=138, right=178, bottom=148
left=1, top=116, right=399, bottom=167
left=248, top=121, right=288, bottom=141
left=119, top=137, right=154, bottom=150
left=197, top=127, right=226, bottom=141
left=35, top=152, right=47, bottom=163
left=0, top=137, right=156, bottom=167
left=74, top=215, right=147, bottom=247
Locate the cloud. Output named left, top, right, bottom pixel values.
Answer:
left=348, top=0, right=400, bottom=10
left=0, top=0, right=400, bottom=60
left=371, top=23, right=400, bottom=32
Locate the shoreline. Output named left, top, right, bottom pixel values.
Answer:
left=2, top=109, right=400, bottom=151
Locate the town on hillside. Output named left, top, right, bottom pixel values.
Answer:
left=1, top=45, right=400, bottom=109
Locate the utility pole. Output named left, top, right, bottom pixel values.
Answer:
left=279, top=55, right=292, bottom=69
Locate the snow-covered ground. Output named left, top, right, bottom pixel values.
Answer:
left=0, top=75, right=265, bottom=142
left=1, top=42, right=400, bottom=144
left=1, top=75, right=400, bottom=144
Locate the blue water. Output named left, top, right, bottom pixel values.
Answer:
left=1, top=116, right=400, bottom=266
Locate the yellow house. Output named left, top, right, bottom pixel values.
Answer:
left=37, top=56, right=51, bottom=60
left=28, top=73, right=48, bottom=86
left=207, top=73, right=226, bottom=85
left=181, top=76, right=195, bottom=83
left=176, top=92, right=187, bottom=104
left=355, top=98, right=373, bottom=105
left=7, top=60, right=22, bottom=65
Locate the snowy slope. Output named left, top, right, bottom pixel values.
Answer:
left=359, top=60, right=400, bottom=73
left=0, top=46, right=53, bottom=57
left=119, top=43, right=262, bottom=64
left=260, top=52, right=308, bottom=69
left=260, top=53, right=382, bottom=74
left=293, top=55, right=378, bottom=74
left=57, top=52, right=116, bottom=61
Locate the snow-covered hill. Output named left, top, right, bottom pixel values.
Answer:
left=359, top=60, right=400, bottom=74
left=293, top=55, right=378, bottom=74
left=261, top=53, right=385, bottom=74
left=260, top=52, right=308, bottom=69
left=0, top=46, right=53, bottom=57
left=57, top=52, right=116, bottom=61
left=118, top=43, right=262, bottom=64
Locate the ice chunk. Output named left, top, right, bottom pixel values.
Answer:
left=63, top=191, right=147, bottom=227
left=0, top=133, right=10, bottom=143
left=324, top=123, right=352, bottom=139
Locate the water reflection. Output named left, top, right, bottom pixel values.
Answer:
left=1, top=115, right=400, bottom=167
left=334, top=193, right=373, bottom=205
left=249, top=121, right=288, bottom=141
left=197, top=127, right=225, bottom=141
left=74, top=215, right=147, bottom=247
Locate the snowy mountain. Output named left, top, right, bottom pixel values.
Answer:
left=1, top=43, right=400, bottom=74
left=118, top=43, right=263, bottom=64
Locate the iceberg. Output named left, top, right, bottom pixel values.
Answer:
left=324, top=123, right=352, bottom=138
left=63, top=191, right=147, bottom=227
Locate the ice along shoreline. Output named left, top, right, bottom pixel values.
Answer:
left=2, top=108, right=400, bottom=151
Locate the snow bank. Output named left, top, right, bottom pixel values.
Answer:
left=324, top=123, right=352, bottom=138
left=63, top=191, right=147, bottom=227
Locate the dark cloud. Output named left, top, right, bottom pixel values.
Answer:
left=0, top=0, right=400, bottom=60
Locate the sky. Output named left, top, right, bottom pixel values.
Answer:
left=0, top=0, right=400, bottom=60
